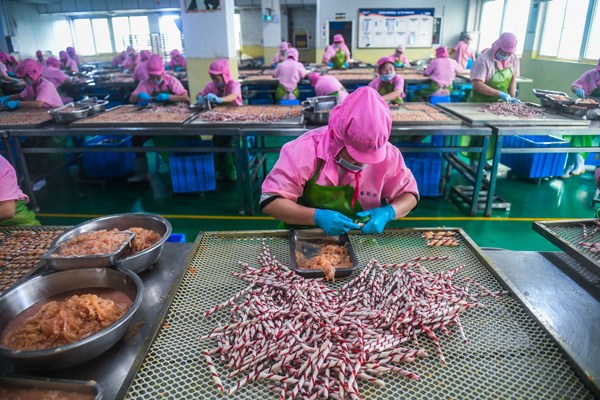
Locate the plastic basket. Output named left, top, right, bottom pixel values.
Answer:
left=451, top=90, right=466, bottom=102
left=166, top=233, right=186, bottom=243
left=278, top=99, right=300, bottom=105
left=500, top=135, right=569, bottom=178
left=249, top=98, right=274, bottom=105
left=402, top=149, right=443, bottom=197
left=82, top=135, right=135, bottom=178
left=428, top=95, right=451, bottom=105
left=169, top=140, right=216, bottom=193
left=585, top=153, right=600, bottom=166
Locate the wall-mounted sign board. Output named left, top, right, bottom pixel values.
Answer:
left=358, top=8, right=434, bottom=48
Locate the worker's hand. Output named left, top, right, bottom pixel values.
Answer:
left=400, top=63, right=406, bottom=68
left=0, top=95, right=10, bottom=105
left=272, top=63, right=278, bottom=69
left=154, top=93, right=170, bottom=102
left=314, top=209, right=361, bottom=236
left=165, top=65, right=171, bottom=70
left=206, top=93, right=222, bottom=104
left=11, top=78, right=19, bottom=84
left=175, top=66, right=183, bottom=72
left=575, top=88, right=586, bottom=99
left=508, top=97, right=523, bottom=104
left=137, top=92, right=151, bottom=101
left=7, top=71, right=15, bottom=77
left=356, top=204, right=396, bottom=234
left=196, top=94, right=205, bottom=105
left=122, top=69, right=129, bottom=74
left=498, top=92, right=513, bottom=103
left=342, top=62, right=349, bottom=69
left=327, top=62, right=334, bottom=68
left=5, top=100, right=20, bottom=110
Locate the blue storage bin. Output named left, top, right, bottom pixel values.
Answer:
left=403, top=152, right=442, bottom=196
left=166, top=233, right=186, bottom=243
left=429, top=95, right=451, bottom=105
left=82, top=135, right=135, bottom=178
left=249, top=98, right=274, bottom=105
left=169, top=140, right=216, bottom=193
left=585, top=153, right=600, bottom=166
left=278, top=99, right=300, bottom=105
left=451, top=90, right=466, bottom=102
left=500, top=135, right=569, bottom=178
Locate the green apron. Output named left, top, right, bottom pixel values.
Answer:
left=281, top=160, right=366, bottom=229
left=461, top=67, right=514, bottom=160
left=331, top=50, right=347, bottom=70
left=414, top=82, right=453, bottom=102
left=275, top=84, right=299, bottom=101
left=0, top=200, right=40, bottom=226
left=378, top=81, right=403, bottom=105
left=564, top=86, right=600, bottom=158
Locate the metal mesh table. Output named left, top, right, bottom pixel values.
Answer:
left=125, top=229, right=593, bottom=399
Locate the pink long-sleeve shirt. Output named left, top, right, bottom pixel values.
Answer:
left=454, top=40, right=476, bottom=71
left=199, top=80, right=243, bottom=106
left=41, top=66, right=70, bottom=88
left=132, top=74, right=188, bottom=97
left=273, top=59, right=308, bottom=94
left=261, top=126, right=418, bottom=210
left=0, top=156, right=28, bottom=203
left=424, top=58, right=462, bottom=89
left=61, top=57, right=79, bottom=74
left=572, top=68, right=600, bottom=96
left=19, top=78, right=64, bottom=108
left=368, top=74, right=405, bottom=99
left=133, top=60, right=149, bottom=82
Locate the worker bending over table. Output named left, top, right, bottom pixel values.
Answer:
left=308, top=72, right=348, bottom=103
left=416, top=46, right=461, bottom=101
left=260, top=87, right=418, bottom=236
left=0, top=59, right=63, bottom=109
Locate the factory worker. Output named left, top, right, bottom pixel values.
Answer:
left=392, top=45, right=411, bottom=68
left=112, top=51, right=127, bottom=67
left=35, top=50, right=46, bottom=65
left=133, top=50, right=152, bottom=82
left=468, top=32, right=520, bottom=104
left=261, top=86, right=419, bottom=235
left=307, top=72, right=348, bottom=103
left=368, top=56, right=405, bottom=104
left=0, top=60, right=17, bottom=84
left=66, top=47, right=81, bottom=66
left=0, top=59, right=63, bottom=109
left=454, top=33, right=476, bottom=71
left=271, top=42, right=289, bottom=67
left=0, top=52, right=17, bottom=76
left=322, top=34, right=350, bottom=70
left=0, top=155, right=40, bottom=226
left=196, top=58, right=242, bottom=182
left=561, top=58, right=600, bottom=177
left=121, top=46, right=137, bottom=72
left=59, top=51, right=79, bottom=74
left=42, top=57, right=81, bottom=104
left=273, top=48, right=309, bottom=101
left=168, top=49, right=186, bottom=71
left=416, top=46, right=461, bottom=100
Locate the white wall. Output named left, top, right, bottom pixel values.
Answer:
left=239, top=8, right=263, bottom=46
left=289, top=7, right=315, bottom=48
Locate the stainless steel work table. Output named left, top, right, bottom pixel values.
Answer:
left=0, top=241, right=194, bottom=400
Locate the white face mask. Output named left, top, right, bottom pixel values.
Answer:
left=216, top=82, right=225, bottom=88
left=380, top=72, right=395, bottom=82
left=495, top=50, right=509, bottom=61
left=152, top=78, right=164, bottom=86
left=336, top=154, right=367, bottom=171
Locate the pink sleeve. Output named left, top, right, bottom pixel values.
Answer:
left=381, top=146, right=419, bottom=202
left=273, top=65, right=281, bottom=78
left=368, top=79, right=379, bottom=90
left=35, top=80, right=63, bottom=108
left=392, top=75, right=404, bottom=92
left=19, top=86, right=35, bottom=100
left=0, top=157, right=28, bottom=203
left=69, top=59, right=79, bottom=73
left=200, top=83, right=214, bottom=97
left=423, top=62, right=435, bottom=77
left=226, top=80, right=243, bottom=106
left=343, top=45, right=351, bottom=61
left=510, top=56, right=520, bottom=78
left=167, top=75, right=188, bottom=96
left=469, top=57, right=489, bottom=82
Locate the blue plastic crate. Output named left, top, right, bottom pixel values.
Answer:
left=169, top=140, right=216, bottom=193
left=249, top=98, right=274, bottom=105
left=451, top=90, right=466, bottom=102
left=82, top=135, right=135, bottom=178
left=585, top=153, right=600, bottom=166
left=278, top=99, right=300, bottom=105
left=403, top=151, right=443, bottom=197
left=428, top=95, right=451, bottom=105
left=166, top=233, right=186, bottom=243
left=500, top=135, right=569, bottom=178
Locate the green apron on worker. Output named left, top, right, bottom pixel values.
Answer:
left=564, top=86, right=600, bottom=158
left=0, top=201, right=40, bottom=226
left=275, top=84, right=299, bottom=102
left=414, top=82, right=453, bottom=102
left=331, top=50, right=347, bottom=70
left=378, top=81, right=403, bottom=105
left=461, top=67, right=514, bottom=160
left=281, top=160, right=366, bottom=229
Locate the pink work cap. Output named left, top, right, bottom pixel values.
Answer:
left=377, top=56, right=395, bottom=72
left=46, top=57, right=60, bottom=68
left=436, top=46, right=449, bottom=58
left=328, top=86, right=391, bottom=165
left=279, top=42, right=289, bottom=51
left=333, top=34, right=344, bottom=44
left=308, top=72, right=320, bottom=86
left=35, top=50, right=43, bottom=58
left=140, top=50, right=151, bottom=61
left=208, top=58, right=231, bottom=84
left=16, top=59, right=44, bottom=81
left=126, top=46, right=135, bottom=54
left=0, top=52, right=9, bottom=63
left=286, top=48, right=299, bottom=62
left=67, top=46, right=76, bottom=55
left=146, top=54, right=165, bottom=75
left=170, top=49, right=180, bottom=57
left=59, top=50, right=68, bottom=60
left=495, top=32, right=517, bottom=53
left=396, top=45, right=405, bottom=52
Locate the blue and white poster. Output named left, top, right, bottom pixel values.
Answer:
left=358, top=8, right=435, bottom=48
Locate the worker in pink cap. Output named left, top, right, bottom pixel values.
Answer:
left=270, top=42, right=290, bottom=67
left=196, top=58, right=243, bottom=182
left=0, top=52, right=17, bottom=76
left=35, top=50, right=46, bottom=65
left=391, top=45, right=411, bottom=68
left=66, top=47, right=81, bottom=66
left=307, top=72, right=348, bottom=103
left=416, top=46, right=461, bottom=100
left=59, top=50, right=79, bottom=74
left=0, top=155, right=40, bottom=226
left=322, top=34, right=350, bottom=69
left=454, top=33, right=476, bottom=71
left=368, top=56, right=405, bottom=104
left=112, top=51, right=127, bottom=67
left=273, top=48, right=309, bottom=101
left=133, top=50, right=152, bottom=82
left=168, top=49, right=186, bottom=71
left=261, top=86, right=418, bottom=235
left=41, top=56, right=79, bottom=104
left=121, top=47, right=137, bottom=72
left=0, top=59, right=63, bottom=109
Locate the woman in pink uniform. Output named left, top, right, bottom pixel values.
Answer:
left=270, top=42, right=289, bottom=67
left=392, top=45, right=411, bottom=68
left=417, top=46, right=461, bottom=100
left=454, top=33, right=476, bottom=71
left=261, top=86, right=418, bottom=235
left=112, top=51, right=127, bottom=67
left=35, top=50, right=46, bottom=65
left=59, top=51, right=79, bottom=74
left=121, top=46, right=137, bottom=72
left=0, top=59, right=63, bottom=109
left=0, top=155, right=39, bottom=226
left=42, top=57, right=80, bottom=103
left=168, top=49, right=186, bottom=71
left=66, top=47, right=81, bottom=66
left=368, top=56, right=405, bottom=104
left=307, top=72, right=348, bottom=103
left=322, top=34, right=350, bottom=70
left=196, top=59, right=243, bottom=182
left=273, top=48, right=308, bottom=101
left=133, top=50, right=152, bottom=82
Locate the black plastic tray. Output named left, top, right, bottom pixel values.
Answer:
left=288, top=229, right=358, bottom=279
left=0, top=375, right=102, bottom=399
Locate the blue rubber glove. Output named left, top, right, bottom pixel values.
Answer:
left=272, top=63, right=278, bottom=69
left=206, top=93, right=222, bottom=104
left=154, top=93, right=170, bottom=102
left=5, top=100, right=20, bottom=110
left=196, top=94, right=205, bottom=105
left=137, top=92, right=151, bottom=101
left=327, top=62, right=334, bottom=68
left=356, top=204, right=396, bottom=234
left=498, top=92, right=513, bottom=102
left=508, top=97, right=523, bottom=104
left=400, top=63, right=406, bottom=68
left=343, top=62, right=349, bottom=69
left=8, top=71, right=15, bottom=77
left=122, top=69, right=129, bottom=74
left=175, top=66, right=182, bottom=71
left=575, top=88, right=586, bottom=99
left=314, top=209, right=361, bottom=236
left=0, top=95, right=10, bottom=105
left=165, top=65, right=171, bottom=70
